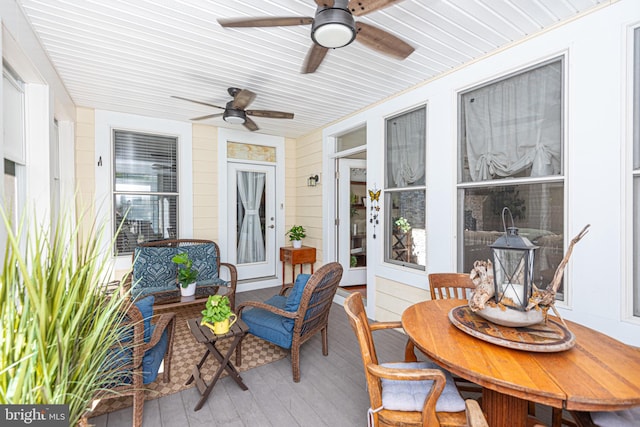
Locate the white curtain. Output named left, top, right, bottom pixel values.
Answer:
left=389, top=108, right=426, bottom=187
left=463, top=61, right=562, bottom=182
left=237, top=171, right=266, bottom=264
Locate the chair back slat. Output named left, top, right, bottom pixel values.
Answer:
left=429, top=273, right=475, bottom=301
left=296, top=263, right=343, bottom=337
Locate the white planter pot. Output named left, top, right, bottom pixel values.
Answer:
left=180, top=282, right=196, bottom=297
left=292, top=240, right=302, bottom=248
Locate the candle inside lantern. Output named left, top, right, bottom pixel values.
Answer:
left=501, top=283, right=524, bottom=305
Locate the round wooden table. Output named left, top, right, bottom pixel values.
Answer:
left=401, top=299, right=640, bottom=427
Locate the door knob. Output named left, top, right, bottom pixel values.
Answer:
left=268, top=225, right=275, bottom=229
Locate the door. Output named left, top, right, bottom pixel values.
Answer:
left=339, top=159, right=367, bottom=286
left=227, top=162, right=276, bottom=280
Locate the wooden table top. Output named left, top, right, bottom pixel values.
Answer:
left=401, top=299, right=640, bottom=412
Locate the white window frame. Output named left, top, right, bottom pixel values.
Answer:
left=95, top=110, right=192, bottom=272
left=628, top=24, right=640, bottom=320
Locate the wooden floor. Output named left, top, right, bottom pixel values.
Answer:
left=91, top=286, right=561, bottom=427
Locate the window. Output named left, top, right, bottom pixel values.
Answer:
left=633, top=27, right=640, bottom=317
left=113, top=130, right=178, bottom=254
left=384, top=106, right=426, bottom=269
left=458, top=58, right=565, bottom=298
left=3, top=66, right=25, bottom=230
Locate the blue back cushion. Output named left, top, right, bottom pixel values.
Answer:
left=132, top=247, right=178, bottom=296
left=285, top=274, right=311, bottom=312
left=181, top=243, right=220, bottom=281
left=134, top=295, right=155, bottom=343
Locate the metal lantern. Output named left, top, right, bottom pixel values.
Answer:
left=490, top=208, right=538, bottom=311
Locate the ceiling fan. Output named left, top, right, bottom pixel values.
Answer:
left=171, top=87, right=294, bottom=132
left=218, top=0, right=414, bottom=74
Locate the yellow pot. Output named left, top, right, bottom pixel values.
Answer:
left=202, top=313, right=237, bottom=335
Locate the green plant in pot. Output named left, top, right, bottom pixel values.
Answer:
left=201, top=295, right=237, bottom=334
left=394, top=217, right=411, bottom=233
left=286, top=225, right=306, bottom=248
left=172, top=252, right=198, bottom=296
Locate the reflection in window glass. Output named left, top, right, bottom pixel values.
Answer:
left=386, top=191, right=426, bottom=268
left=459, top=183, right=564, bottom=296
left=113, top=130, right=178, bottom=254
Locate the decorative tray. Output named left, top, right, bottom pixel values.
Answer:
left=448, top=305, right=575, bottom=352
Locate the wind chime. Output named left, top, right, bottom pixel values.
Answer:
left=368, top=186, right=380, bottom=238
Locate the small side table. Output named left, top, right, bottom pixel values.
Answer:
left=186, top=317, right=249, bottom=411
left=280, top=246, right=316, bottom=287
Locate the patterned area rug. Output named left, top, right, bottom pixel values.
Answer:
left=88, top=304, right=287, bottom=417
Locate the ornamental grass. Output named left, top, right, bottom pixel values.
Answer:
left=0, top=210, right=132, bottom=426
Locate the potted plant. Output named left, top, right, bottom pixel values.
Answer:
left=172, top=252, right=198, bottom=296
left=201, top=295, right=237, bottom=334
left=394, top=217, right=411, bottom=234
left=286, top=225, right=306, bottom=248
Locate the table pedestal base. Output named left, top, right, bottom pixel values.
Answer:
left=483, top=388, right=528, bottom=427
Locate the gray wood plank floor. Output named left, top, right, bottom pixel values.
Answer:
left=91, top=286, right=559, bottom=427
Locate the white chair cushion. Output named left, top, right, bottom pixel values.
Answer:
left=379, top=361, right=466, bottom=413
left=591, top=406, right=640, bottom=427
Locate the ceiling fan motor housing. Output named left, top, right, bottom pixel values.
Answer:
left=311, top=1, right=356, bottom=49
left=223, top=100, right=246, bottom=124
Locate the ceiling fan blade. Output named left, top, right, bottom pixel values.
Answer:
left=171, top=95, right=224, bottom=109
left=355, top=22, right=414, bottom=59
left=232, top=89, right=257, bottom=110
left=218, top=17, right=313, bottom=27
left=244, top=117, right=259, bottom=132
left=315, top=0, right=335, bottom=6
left=190, top=113, right=224, bottom=121
left=349, top=0, right=404, bottom=16
left=247, top=110, right=294, bottom=119
left=302, top=44, right=329, bottom=74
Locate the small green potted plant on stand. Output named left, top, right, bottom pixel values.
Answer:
left=172, top=252, right=198, bottom=297
left=286, top=225, right=306, bottom=249
left=201, top=295, right=237, bottom=334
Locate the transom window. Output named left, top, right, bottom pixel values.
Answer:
left=113, top=130, right=178, bottom=254
left=384, top=106, right=426, bottom=269
left=457, top=58, right=565, bottom=298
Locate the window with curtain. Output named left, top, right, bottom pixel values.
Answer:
left=457, top=58, right=565, bottom=298
left=633, top=27, right=640, bottom=317
left=113, top=130, right=178, bottom=255
left=384, top=106, right=426, bottom=269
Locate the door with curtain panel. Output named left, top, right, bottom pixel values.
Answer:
left=227, top=162, right=276, bottom=280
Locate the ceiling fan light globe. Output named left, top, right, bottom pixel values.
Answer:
left=223, top=109, right=246, bottom=124
left=311, top=8, right=356, bottom=48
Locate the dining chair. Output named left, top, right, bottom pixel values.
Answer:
left=236, top=262, right=343, bottom=382
left=404, top=273, right=480, bottom=394
left=344, top=292, right=489, bottom=427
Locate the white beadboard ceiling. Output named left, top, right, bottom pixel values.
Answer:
left=17, top=0, right=605, bottom=139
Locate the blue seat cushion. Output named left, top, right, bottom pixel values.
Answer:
left=379, top=361, right=466, bottom=413
left=134, top=295, right=155, bottom=342
left=132, top=247, right=178, bottom=297
left=241, top=302, right=293, bottom=349
left=591, top=406, right=640, bottom=427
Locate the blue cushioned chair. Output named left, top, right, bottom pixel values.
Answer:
left=86, top=296, right=176, bottom=427
left=125, top=239, right=238, bottom=310
left=236, top=262, right=343, bottom=382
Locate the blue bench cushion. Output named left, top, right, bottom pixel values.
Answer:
left=132, top=247, right=178, bottom=297
left=241, top=297, right=293, bottom=349
left=379, top=361, right=466, bottom=413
